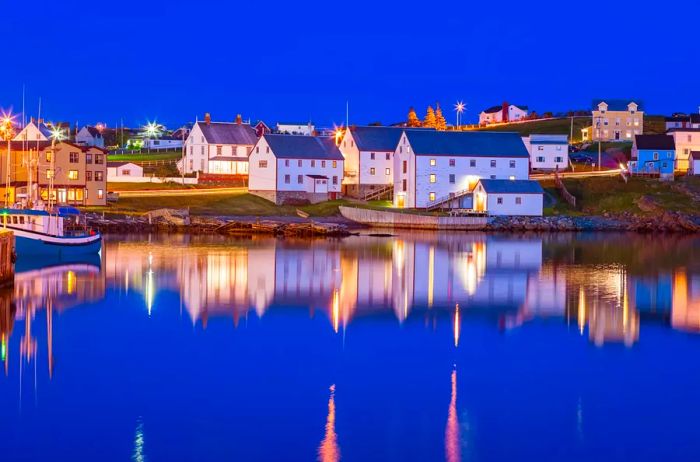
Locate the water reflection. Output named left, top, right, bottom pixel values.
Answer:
left=318, top=384, right=340, bottom=462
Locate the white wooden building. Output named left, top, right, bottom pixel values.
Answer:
left=479, top=103, right=528, bottom=125
left=690, top=152, right=700, bottom=175
left=473, top=179, right=544, bottom=216
left=522, top=134, right=569, bottom=171
left=248, top=135, right=344, bottom=204
left=275, top=122, right=315, bottom=136
left=75, top=126, right=105, bottom=148
left=181, top=114, right=258, bottom=176
left=107, top=161, right=144, bottom=179
left=12, top=120, right=52, bottom=142
left=392, top=130, right=530, bottom=209
left=338, top=126, right=406, bottom=197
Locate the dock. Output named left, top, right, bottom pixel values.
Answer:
left=339, top=206, right=488, bottom=230
left=0, top=230, right=14, bottom=287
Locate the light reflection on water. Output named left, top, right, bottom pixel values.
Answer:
left=1, top=232, right=700, bottom=461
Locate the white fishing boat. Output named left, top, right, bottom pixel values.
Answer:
left=1, top=206, right=101, bottom=256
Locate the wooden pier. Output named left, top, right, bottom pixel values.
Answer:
left=0, top=230, right=15, bottom=287
left=339, top=206, right=487, bottom=230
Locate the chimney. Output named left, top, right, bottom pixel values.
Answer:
left=38, top=118, right=44, bottom=125
left=204, top=113, right=211, bottom=126
left=30, top=116, right=35, bottom=124
left=235, top=114, right=242, bottom=125
left=502, top=102, right=509, bottom=123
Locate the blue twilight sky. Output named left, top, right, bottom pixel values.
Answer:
left=2, top=0, right=699, bottom=129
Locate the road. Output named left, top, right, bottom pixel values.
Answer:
left=531, top=169, right=622, bottom=180
left=116, top=187, right=246, bottom=198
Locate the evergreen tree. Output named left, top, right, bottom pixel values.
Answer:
left=424, top=106, right=436, bottom=128
left=435, top=103, right=447, bottom=131
left=407, top=107, right=422, bottom=127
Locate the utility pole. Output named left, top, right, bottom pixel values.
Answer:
left=597, top=115, right=602, bottom=171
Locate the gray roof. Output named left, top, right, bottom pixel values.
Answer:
left=482, top=104, right=528, bottom=114
left=264, top=135, right=344, bottom=160
left=478, top=179, right=544, bottom=194
left=634, top=134, right=675, bottom=150
left=347, top=126, right=407, bottom=151
left=196, top=122, right=258, bottom=145
left=405, top=131, right=529, bottom=158
left=593, top=99, right=644, bottom=111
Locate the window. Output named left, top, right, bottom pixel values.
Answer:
left=497, top=197, right=503, bottom=205
left=537, top=146, right=544, bottom=151
left=95, top=155, right=103, bottom=164
left=490, top=175, right=496, bottom=179
left=86, top=153, right=93, bottom=164
left=370, top=167, right=376, bottom=175
left=298, top=160, right=303, bottom=167
left=256, top=146, right=260, bottom=153
left=259, top=160, right=268, bottom=168
left=200, top=159, right=205, bottom=171
left=653, top=152, right=659, bottom=161
left=68, top=170, right=79, bottom=180
left=45, top=151, right=53, bottom=162
left=509, top=175, right=515, bottom=180
left=311, top=160, right=316, bottom=167
left=536, top=156, right=545, bottom=163
left=321, top=161, right=326, bottom=168
left=515, top=197, right=522, bottom=205
left=556, top=145, right=562, bottom=151
left=386, top=153, right=390, bottom=160
left=285, top=159, right=290, bottom=167
left=555, top=156, right=563, bottom=163
left=46, top=169, right=54, bottom=179
left=430, top=174, right=436, bottom=183
left=449, top=174, right=455, bottom=184
left=189, top=146, right=193, bottom=155
left=490, top=160, right=496, bottom=167
left=430, top=159, right=436, bottom=166
left=402, top=179, right=407, bottom=192
left=95, top=171, right=104, bottom=181
left=98, top=189, right=104, bottom=200
left=200, top=136, right=204, bottom=143
left=332, top=161, right=337, bottom=168
left=200, top=146, right=205, bottom=156
left=449, top=159, right=455, bottom=167
left=297, top=175, right=303, bottom=184
left=216, top=146, right=222, bottom=156
left=284, top=174, right=290, bottom=184
left=429, top=192, right=436, bottom=201
left=332, top=176, right=338, bottom=185
left=688, top=135, right=692, bottom=143
left=385, top=168, right=391, bottom=176
left=470, top=159, right=476, bottom=167
left=86, top=171, right=93, bottom=181
left=266, top=146, right=270, bottom=154
left=402, top=161, right=407, bottom=174
left=370, top=153, right=375, bottom=160
left=509, top=160, right=516, bottom=168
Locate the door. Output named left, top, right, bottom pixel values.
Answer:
left=615, top=131, right=620, bottom=140
left=58, top=189, right=67, bottom=204
left=475, top=192, right=486, bottom=212
left=397, top=195, right=405, bottom=208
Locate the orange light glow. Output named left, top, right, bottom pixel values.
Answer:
left=318, top=384, right=340, bottom=462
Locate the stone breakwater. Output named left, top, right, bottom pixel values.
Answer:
left=488, top=212, right=700, bottom=233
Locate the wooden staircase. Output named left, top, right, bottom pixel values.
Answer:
left=426, top=189, right=471, bottom=211
left=363, top=184, right=394, bottom=201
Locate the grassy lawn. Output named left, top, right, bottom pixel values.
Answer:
left=107, top=151, right=182, bottom=162
left=544, top=176, right=699, bottom=216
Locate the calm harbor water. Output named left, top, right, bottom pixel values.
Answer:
left=1, top=232, right=700, bottom=461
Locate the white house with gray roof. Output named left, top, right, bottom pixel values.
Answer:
left=248, top=134, right=344, bottom=205
left=473, top=179, right=544, bottom=216
left=339, top=126, right=408, bottom=198
left=181, top=114, right=258, bottom=176
left=522, top=134, right=569, bottom=171
left=393, top=130, right=530, bottom=209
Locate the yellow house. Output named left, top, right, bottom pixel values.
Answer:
left=590, top=99, right=643, bottom=142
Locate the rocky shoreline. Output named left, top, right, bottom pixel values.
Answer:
left=86, top=211, right=700, bottom=235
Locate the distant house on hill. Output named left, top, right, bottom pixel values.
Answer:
left=254, top=121, right=271, bottom=137
left=12, top=119, right=53, bottom=142
left=181, top=113, right=258, bottom=176
left=665, top=113, right=700, bottom=131
left=276, top=122, right=315, bottom=136
left=76, top=126, right=105, bottom=148
left=587, top=99, right=644, bottom=142
left=479, top=102, right=528, bottom=125
left=629, top=134, right=675, bottom=179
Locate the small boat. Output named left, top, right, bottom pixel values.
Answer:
left=0, top=206, right=102, bottom=257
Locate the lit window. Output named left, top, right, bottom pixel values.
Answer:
left=98, top=189, right=104, bottom=199
left=332, top=161, right=337, bottom=168
left=429, top=192, right=436, bottom=201
left=385, top=168, right=391, bottom=176
left=95, top=171, right=104, bottom=181
left=259, top=160, right=268, bottom=168
left=509, top=175, right=515, bottom=180
left=46, top=169, right=54, bottom=179
left=370, top=167, right=376, bottom=175
left=430, top=174, right=436, bottom=183
left=430, top=159, right=436, bottom=166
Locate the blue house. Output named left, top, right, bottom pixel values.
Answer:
left=630, top=134, right=676, bottom=179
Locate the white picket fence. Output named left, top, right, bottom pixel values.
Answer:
left=108, top=175, right=198, bottom=185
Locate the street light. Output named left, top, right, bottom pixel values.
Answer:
left=0, top=111, right=16, bottom=208
left=141, top=121, right=162, bottom=154
left=454, top=101, right=466, bottom=129
left=48, top=125, right=67, bottom=209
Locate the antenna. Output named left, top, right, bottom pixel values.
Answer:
left=346, top=100, right=349, bottom=128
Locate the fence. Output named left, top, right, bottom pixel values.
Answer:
left=107, top=175, right=198, bottom=185
left=554, top=171, right=577, bottom=208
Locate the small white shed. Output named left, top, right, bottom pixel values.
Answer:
left=474, top=179, right=544, bottom=216
left=107, top=161, right=144, bottom=179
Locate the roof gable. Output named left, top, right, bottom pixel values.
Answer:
left=346, top=126, right=408, bottom=152
left=195, top=121, right=258, bottom=145
left=478, top=179, right=544, bottom=194
left=264, top=135, right=344, bottom=160
left=593, top=99, right=644, bottom=111
left=404, top=131, right=529, bottom=158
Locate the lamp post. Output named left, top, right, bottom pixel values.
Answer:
left=454, top=101, right=465, bottom=129
left=142, top=121, right=162, bottom=154
left=48, top=126, right=67, bottom=210
left=0, top=113, right=15, bottom=208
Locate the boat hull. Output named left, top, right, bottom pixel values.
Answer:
left=11, top=228, right=102, bottom=256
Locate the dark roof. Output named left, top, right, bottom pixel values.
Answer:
left=691, top=151, right=700, bottom=160
left=306, top=174, right=328, bottom=179
left=404, top=131, right=529, bottom=158
left=478, top=179, right=544, bottom=194
left=83, top=126, right=103, bottom=137
left=692, top=114, right=700, bottom=124
left=347, top=126, right=406, bottom=151
left=263, top=135, right=344, bottom=160
left=667, top=128, right=700, bottom=133
left=634, top=134, right=675, bottom=150
left=593, top=99, right=644, bottom=111
left=196, top=122, right=258, bottom=145
left=482, top=104, right=527, bottom=114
